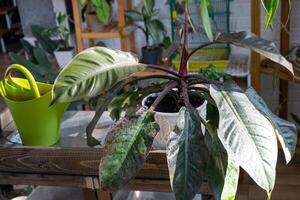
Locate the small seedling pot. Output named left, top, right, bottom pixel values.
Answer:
left=142, top=92, right=206, bottom=149
left=54, top=47, right=75, bottom=68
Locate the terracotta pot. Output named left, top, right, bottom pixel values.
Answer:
left=86, top=10, right=112, bottom=31
left=142, top=93, right=207, bottom=149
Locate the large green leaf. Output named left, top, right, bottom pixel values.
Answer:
left=125, top=10, right=143, bottom=21
left=146, top=20, right=164, bottom=46
left=86, top=81, right=125, bottom=147
left=20, top=39, right=36, bottom=63
left=95, top=1, right=110, bottom=23
left=79, top=0, right=87, bottom=6
left=262, top=0, right=280, bottom=30
left=33, top=47, right=52, bottom=70
left=196, top=0, right=213, bottom=41
left=51, top=47, right=145, bottom=104
left=209, top=82, right=278, bottom=195
left=122, top=25, right=139, bottom=35
left=100, top=112, right=159, bottom=190
left=245, top=87, right=297, bottom=163
left=205, top=104, right=239, bottom=200
left=143, top=0, right=155, bottom=17
left=215, top=31, right=294, bottom=75
left=31, top=25, right=58, bottom=55
left=207, top=134, right=239, bottom=200
left=167, top=107, right=208, bottom=200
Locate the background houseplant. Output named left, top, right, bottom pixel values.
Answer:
left=123, top=0, right=170, bottom=65
left=50, top=1, right=296, bottom=200
left=8, top=25, right=59, bottom=83
left=45, top=13, right=75, bottom=68
left=79, top=0, right=114, bottom=31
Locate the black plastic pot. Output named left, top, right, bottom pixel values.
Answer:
left=141, top=46, right=162, bottom=65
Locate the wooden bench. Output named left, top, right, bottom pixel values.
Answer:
left=0, top=111, right=300, bottom=199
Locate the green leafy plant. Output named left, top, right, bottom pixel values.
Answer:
left=8, top=25, right=59, bottom=83
left=123, top=0, right=170, bottom=48
left=170, top=0, right=286, bottom=41
left=44, top=13, right=71, bottom=50
left=31, top=25, right=59, bottom=55
left=199, top=64, right=231, bottom=80
left=79, top=0, right=113, bottom=23
left=51, top=2, right=297, bottom=200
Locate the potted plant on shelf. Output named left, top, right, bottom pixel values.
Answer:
left=79, top=0, right=114, bottom=31
left=50, top=2, right=297, bottom=200
left=8, top=25, right=59, bottom=83
left=45, top=13, right=75, bottom=68
left=123, top=0, right=170, bottom=65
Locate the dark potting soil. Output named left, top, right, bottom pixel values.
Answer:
left=144, top=91, right=204, bottom=113
left=57, top=47, right=74, bottom=51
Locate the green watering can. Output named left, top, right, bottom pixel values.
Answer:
left=0, top=64, right=69, bottom=146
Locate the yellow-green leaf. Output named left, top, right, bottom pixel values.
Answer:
left=51, top=47, right=145, bottom=104
left=197, top=0, right=213, bottom=41
left=262, top=0, right=280, bottom=30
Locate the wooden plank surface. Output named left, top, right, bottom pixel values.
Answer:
left=1, top=111, right=300, bottom=199
left=71, top=0, right=83, bottom=52
left=81, top=31, right=121, bottom=39
left=0, top=172, right=95, bottom=189
left=0, top=146, right=102, bottom=176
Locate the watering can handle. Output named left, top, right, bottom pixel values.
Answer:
left=4, top=64, right=40, bottom=98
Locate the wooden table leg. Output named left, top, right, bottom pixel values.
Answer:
left=97, top=190, right=112, bottom=200
left=82, top=188, right=112, bottom=200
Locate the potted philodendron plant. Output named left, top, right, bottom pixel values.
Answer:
left=50, top=2, right=297, bottom=200
left=123, top=0, right=170, bottom=65
left=80, top=0, right=114, bottom=31
left=45, top=13, right=75, bottom=68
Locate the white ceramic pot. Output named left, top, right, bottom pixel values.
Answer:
left=142, top=93, right=207, bottom=149
left=54, top=48, right=75, bottom=68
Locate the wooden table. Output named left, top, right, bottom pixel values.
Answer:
left=1, top=111, right=300, bottom=200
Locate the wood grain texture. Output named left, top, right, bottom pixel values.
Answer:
left=250, top=0, right=261, bottom=93
left=71, top=0, right=83, bottom=52
left=0, top=148, right=168, bottom=179
left=0, top=146, right=102, bottom=176
left=0, top=172, right=95, bottom=189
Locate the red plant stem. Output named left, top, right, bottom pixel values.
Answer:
left=178, top=2, right=189, bottom=78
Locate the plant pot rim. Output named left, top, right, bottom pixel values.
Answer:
left=141, top=46, right=161, bottom=51
left=141, top=92, right=206, bottom=116
left=55, top=47, right=75, bottom=52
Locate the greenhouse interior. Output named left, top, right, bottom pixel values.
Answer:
left=0, top=0, right=300, bottom=200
